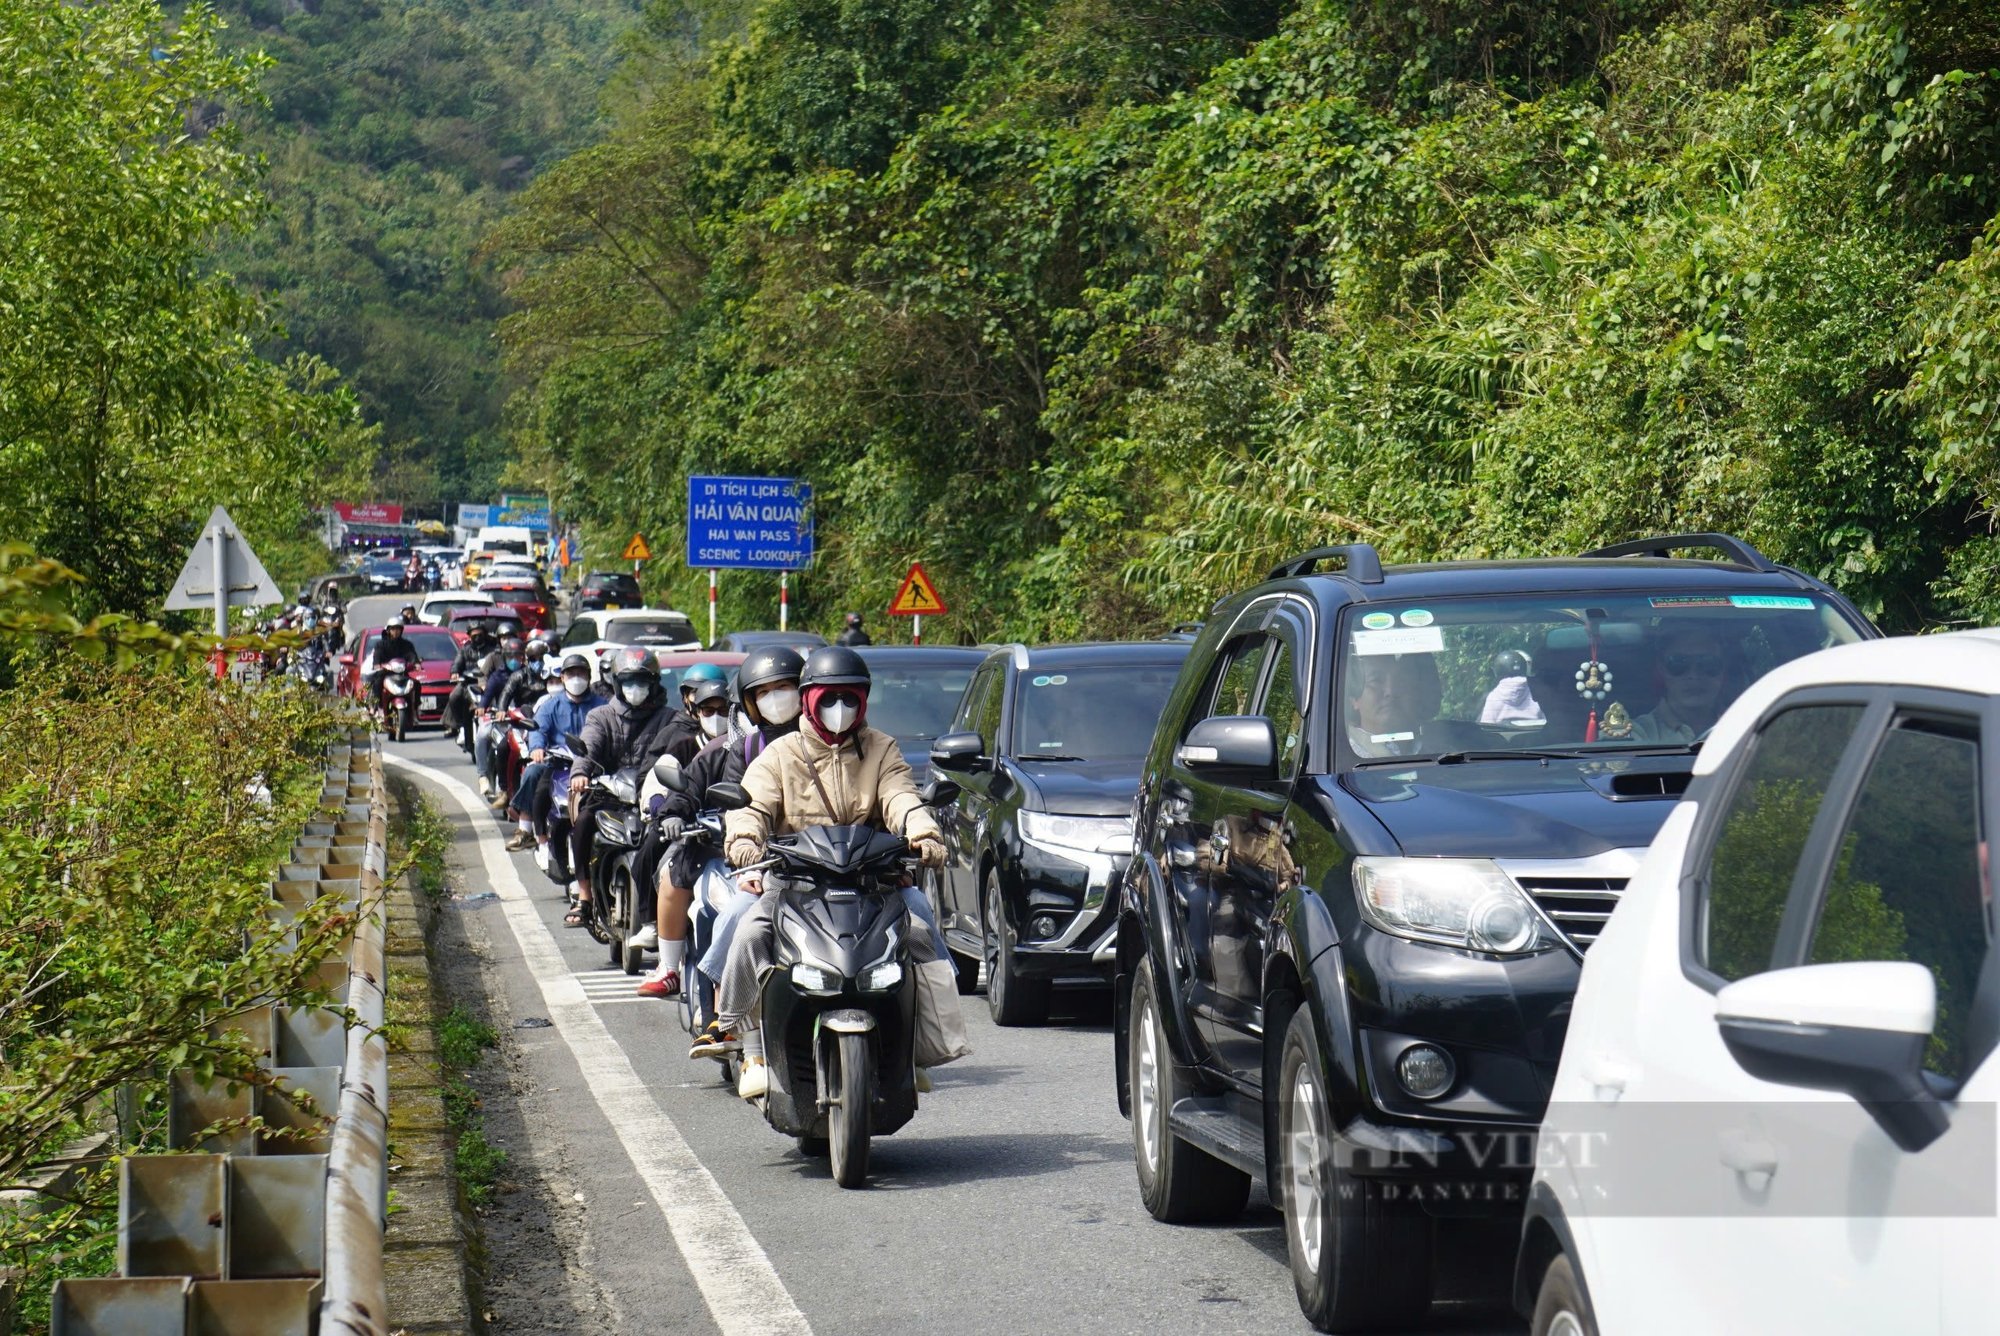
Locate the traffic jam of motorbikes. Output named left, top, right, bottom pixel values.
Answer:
left=277, top=526, right=1999, bottom=1336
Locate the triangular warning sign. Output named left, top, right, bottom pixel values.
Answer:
left=622, top=532, right=652, bottom=561
left=164, top=505, right=283, bottom=611
left=888, top=561, right=947, bottom=616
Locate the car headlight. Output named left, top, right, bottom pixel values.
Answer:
left=1019, top=811, right=1132, bottom=853
left=861, top=961, right=902, bottom=992
left=790, top=962, right=840, bottom=994
left=1352, top=857, right=1552, bottom=956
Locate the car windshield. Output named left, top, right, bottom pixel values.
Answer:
left=608, top=618, right=696, bottom=645
left=367, top=630, right=457, bottom=664
left=867, top=665, right=976, bottom=742
left=1010, top=663, right=1184, bottom=762
left=1334, top=591, right=1866, bottom=764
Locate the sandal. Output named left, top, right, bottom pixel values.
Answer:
left=563, top=903, right=590, bottom=927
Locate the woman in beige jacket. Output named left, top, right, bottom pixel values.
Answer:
left=702, top=647, right=955, bottom=1099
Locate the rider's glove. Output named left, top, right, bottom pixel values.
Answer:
left=911, top=834, right=948, bottom=868
left=726, top=836, right=762, bottom=868
left=656, top=815, right=686, bottom=841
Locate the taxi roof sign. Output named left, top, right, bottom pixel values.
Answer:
left=887, top=561, right=947, bottom=616
left=622, top=532, right=653, bottom=562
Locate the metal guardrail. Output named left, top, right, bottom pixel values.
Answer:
left=50, top=731, right=391, bottom=1335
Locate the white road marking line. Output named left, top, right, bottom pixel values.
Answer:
left=388, top=755, right=812, bottom=1336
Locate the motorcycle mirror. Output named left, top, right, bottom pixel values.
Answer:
left=705, top=782, right=751, bottom=811
left=918, top=777, right=961, bottom=808
left=653, top=754, right=687, bottom=792
left=338, top=654, right=354, bottom=665
left=564, top=731, right=587, bottom=753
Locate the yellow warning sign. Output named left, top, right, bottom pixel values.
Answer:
left=621, top=532, right=653, bottom=562
left=887, top=561, right=947, bottom=616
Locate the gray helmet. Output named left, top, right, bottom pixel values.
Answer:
left=738, top=645, right=805, bottom=696
left=559, top=652, right=593, bottom=677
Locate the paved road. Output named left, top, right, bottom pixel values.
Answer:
left=357, top=589, right=1523, bottom=1336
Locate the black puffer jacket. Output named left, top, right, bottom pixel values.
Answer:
left=575, top=693, right=676, bottom=779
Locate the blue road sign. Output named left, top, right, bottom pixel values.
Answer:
left=686, top=476, right=814, bottom=570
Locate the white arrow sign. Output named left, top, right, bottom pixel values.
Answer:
left=165, top=505, right=283, bottom=634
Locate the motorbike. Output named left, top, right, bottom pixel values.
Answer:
left=293, top=641, right=332, bottom=693
left=705, top=775, right=958, bottom=1189
left=376, top=657, right=417, bottom=741
left=538, top=743, right=578, bottom=885
left=447, top=672, right=480, bottom=753
left=499, top=705, right=534, bottom=800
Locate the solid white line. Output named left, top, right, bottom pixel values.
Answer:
left=387, top=754, right=812, bottom=1336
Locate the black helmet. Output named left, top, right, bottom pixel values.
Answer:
left=686, top=678, right=729, bottom=709
left=1490, top=649, right=1533, bottom=679
left=500, top=634, right=525, bottom=655
left=609, top=646, right=661, bottom=688
left=559, top=652, right=593, bottom=677
left=800, top=645, right=870, bottom=692
left=739, top=645, right=805, bottom=696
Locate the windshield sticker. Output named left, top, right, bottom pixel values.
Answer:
left=1031, top=675, right=1051, bottom=686
left=1352, top=626, right=1445, bottom=656
left=1399, top=608, right=1435, bottom=627
left=1028, top=673, right=1069, bottom=686
left=1360, top=611, right=1396, bottom=631
left=1368, top=731, right=1416, bottom=744
left=1729, top=594, right=1816, bottom=610
left=1650, top=596, right=1732, bottom=608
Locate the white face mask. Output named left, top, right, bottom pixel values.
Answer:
left=698, top=710, right=728, bottom=739
left=563, top=674, right=590, bottom=698
left=620, top=682, right=651, bottom=707
left=817, top=699, right=857, bottom=736
left=757, top=686, right=801, bottom=725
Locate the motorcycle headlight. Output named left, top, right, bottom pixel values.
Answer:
left=790, top=962, right=840, bottom=995
left=861, top=961, right=902, bottom=992
left=1018, top=811, right=1132, bottom=853
left=1352, top=857, right=1552, bottom=956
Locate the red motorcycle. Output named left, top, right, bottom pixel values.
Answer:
left=499, top=705, right=535, bottom=800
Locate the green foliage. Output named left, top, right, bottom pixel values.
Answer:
left=437, top=1005, right=504, bottom=1207
left=438, top=1006, right=497, bottom=1071
left=493, top=0, right=2000, bottom=641
left=0, top=0, right=374, bottom=620
left=0, top=656, right=355, bottom=1305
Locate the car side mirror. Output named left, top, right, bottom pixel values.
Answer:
left=1715, top=961, right=1949, bottom=1153
left=706, top=782, right=750, bottom=811
left=653, top=754, right=686, bottom=793
left=918, top=777, right=961, bottom=808
left=929, top=731, right=985, bottom=772
left=1175, top=716, right=1278, bottom=780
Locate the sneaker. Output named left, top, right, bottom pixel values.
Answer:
left=533, top=842, right=550, bottom=872
left=488, top=791, right=510, bottom=811
left=914, top=1067, right=933, bottom=1094
left=737, top=1057, right=769, bottom=1100
left=629, top=924, right=658, bottom=952
left=504, top=831, right=535, bottom=852
left=636, top=968, right=680, bottom=999
left=689, top=1021, right=740, bottom=1059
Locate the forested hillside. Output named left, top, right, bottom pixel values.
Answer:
left=492, top=0, right=2000, bottom=639
left=215, top=0, right=642, bottom=503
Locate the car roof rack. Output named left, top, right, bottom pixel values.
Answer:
left=1579, top=532, right=1780, bottom=573
left=1267, top=543, right=1385, bottom=584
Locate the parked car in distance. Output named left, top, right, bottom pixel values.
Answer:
left=1519, top=630, right=1999, bottom=1336
left=713, top=629, right=827, bottom=654
left=573, top=570, right=643, bottom=613
left=853, top=645, right=986, bottom=777
left=562, top=609, right=704, bottom=677
left=1113, top=533, right=1876, bottom=1332
left=418, top=590, right=492, bottom=625
left=653, top=650, right=748, bottom=701
left=336, top=624, right=461, bottom=727
left=929, top=640, right=1192, bottom=1024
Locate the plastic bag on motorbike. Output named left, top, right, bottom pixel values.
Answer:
left=912, top=959, right=971, bottom=1068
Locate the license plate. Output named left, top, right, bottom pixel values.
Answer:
left=604, top=603, right=621, bottom=610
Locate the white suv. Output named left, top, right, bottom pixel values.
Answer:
left=1520, top=631, right=2000, bottom=1335
left=559, top=608, right=703, bottom=678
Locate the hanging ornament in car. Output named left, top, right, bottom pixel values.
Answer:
left=1574, top=660, right=1613, bottom=701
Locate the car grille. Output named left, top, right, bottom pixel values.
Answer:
left=1516, top=877, right=1627, bottom=954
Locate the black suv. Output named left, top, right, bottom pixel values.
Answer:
left=1114, top=535, right=1875, bottom=1331
left=573, top=570, right=641, bottom=612
left=929, top=640, right=1191, bottom=1024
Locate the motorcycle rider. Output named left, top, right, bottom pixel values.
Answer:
left=835, top=612, right=872, bottom=647
left=626, top=675, right=740, bottom=996
left=509, top=652, right=604, bottom=857
left=566, top=648, right=679, bottom=928
left=474, top=634, right=525, bottom=798
left=365, top=617, right=417, bottom=718
left=710, top=646, right=953, bottom=1099
left=638, top=648, right=804, bottom=1005
left=480, top=637, right=554, bottom=811
left=446, top=619, right=501, bottom=745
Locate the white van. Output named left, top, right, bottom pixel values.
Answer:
left=470, top=525, right=536, bottom=564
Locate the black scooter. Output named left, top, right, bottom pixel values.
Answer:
left=708, top=776, right=957, bottom=1189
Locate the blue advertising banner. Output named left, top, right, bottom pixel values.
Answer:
left=686, top=476, right=813, bottom=569
left=457, top=503, right=491, bottom=530
left=494, top=497, right=551, bottom=531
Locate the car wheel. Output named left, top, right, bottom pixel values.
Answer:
left=1531, top=1254, right=1595, bottom=1336
left=1278, top=1006, right=1432, bottom=1332
left=1128, top=957, right=1251, bottom=1223
left=984, top=871, right=1050, bottom=1026
left=950, top=950, right=982, bottom=995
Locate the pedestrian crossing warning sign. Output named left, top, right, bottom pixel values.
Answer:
left=622, top=532, right=652, bottom=561
left=888, top=562, right=947, bottom=616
